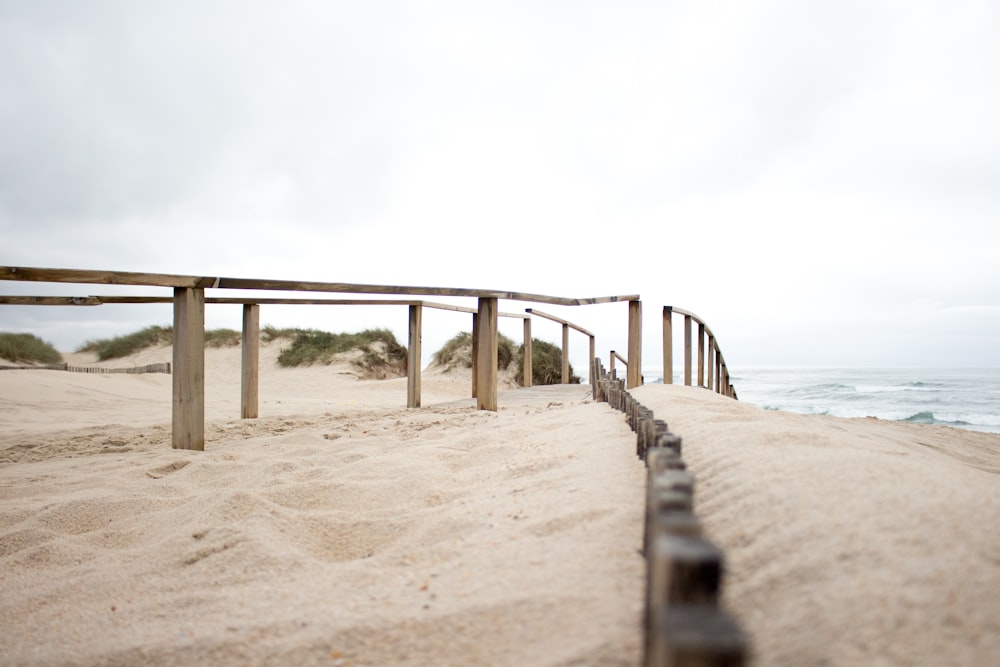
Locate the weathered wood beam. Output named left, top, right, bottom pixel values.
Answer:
left=522, top=316, right=532, bottom=388
left=0, top=266, right=638, bottom=306
left=588, top=335, right=595, bottom=385
left=627, top=300, right=642, bottom=389
left=562, top=323, right=570, bottom=384
left=697, top=322, right=705, bottom=387
left=172, top=288, right=205, bottom=450
left=523, top=308, right=595, bottom=336
left=475, top=297, right=498, bottom=411
left=684, top=314, right=693, bottom=387
left=407, top=304, right=422, bottom=408
left=662, top=306, right=673, bottom=385
left=241, top=304, right=260, bottom=419
left=0, top=295, right=534, bottom=316
left=471, top=313, right=479, bottom=399
left=0, top=296, right=101, bottom=305
left=707, top=335, right=716, bottom=392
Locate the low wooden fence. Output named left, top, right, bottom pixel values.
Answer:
left=593, top=358, right=749, bottom=666
left=0, top=362, right=171, bottom=374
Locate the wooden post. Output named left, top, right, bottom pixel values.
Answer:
left=697, top=322, right=705, bottom=388
left=588, top=335, right=595, bottom=386
left=662, top=306, right=673, bottom=385
left=684, top=314, right=693, bottom=386
left=476, top=297, right=498, bottom=411
left=407, top=304, right=422, bottom=408
left=646, top=605, right=747, bottom=667
left=522, top=316, right=532, bottom=388
left=471, top=313, right=479, bottom=398
left=715, top=352, right=722, bottom=395
left=627, top=300, right=642, bottom=389
left=610, top=351, right=616, bottom=378
left=561, top=323, right=570, bottom=384
left=173, top=287, right=205, bottom=450
left=240, top=303, right=259, bottom=419
left=707, top=335, right=715, bottom=392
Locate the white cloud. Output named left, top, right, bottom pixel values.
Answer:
left=1, top=1, right=998, bottom=367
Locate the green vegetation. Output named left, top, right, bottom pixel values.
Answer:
left=432, top=331, right=517, bottom=371
left=516, top=338, right=581, bottom=386
left=204, top=328, right=241, bottom=348
left=79, top=325, right=244, bottom=360
left=0, top=332, right=63, bottom=364
left=78, top=325, right=172, bottom=361
left=431, top=332, right=574, bottom=385
left=276, top=328, right=407, bottom=378
left=72, top=323, right=408, bottom=378
left=262, top=326, right=300, bottom=343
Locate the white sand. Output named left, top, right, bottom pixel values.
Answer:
left=632, top=384, right=1000, bottom=667
left=0, top=346, right=646, bottom=667
left=2, top=349, right=999, bottom=666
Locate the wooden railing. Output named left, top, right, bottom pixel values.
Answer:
left=1, top=267, right=739, bottom=452
left=524, top=308, right=595, bottom=384
left=663, top=306, right=737, bottom=399
left=1, top=266, right=641, bottom=450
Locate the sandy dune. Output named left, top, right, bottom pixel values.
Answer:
left=0, top=348, right=645, bottom=667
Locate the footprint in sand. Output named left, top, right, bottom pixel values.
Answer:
left=146, top=460, right=191, bottom=479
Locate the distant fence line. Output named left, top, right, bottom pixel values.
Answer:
left=0, top=362, right=171, bottom=374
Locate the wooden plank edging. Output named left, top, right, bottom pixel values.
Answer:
left=591, top=357, right=749, bottom=666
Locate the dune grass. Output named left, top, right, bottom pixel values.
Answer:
left=79, top=325, right=243, bottom=361
left=432, top=332, right=575, bottom=384
left=77, top=325, right=173, bottom=361
left=276, top=328, right=408, bottom=378
left=516, top=338, right=581, bottom=385
left=0, top=332, right=63, bottom=364
left=204, top=328, right=242, bottom=348
left=432, top=332, right=517, bottom=372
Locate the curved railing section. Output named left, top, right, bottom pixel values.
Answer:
left=663, top=306, right=737, bottom=399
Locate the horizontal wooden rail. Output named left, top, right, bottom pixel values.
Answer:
left=609, top=350, right=628, bottom=380
left=0, top=266, right=638, bottom=307
left=524, top=308, right=596, bottom=384
left=524, top=308, right=594, bottom=336
left=0, top=295, right=528, bottom=318
left=663, top=306, right=737, bottom=399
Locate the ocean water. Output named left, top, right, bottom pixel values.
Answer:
left=641, top=367, right=1000, bottom=434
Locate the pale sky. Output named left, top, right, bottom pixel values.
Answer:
left=2, top=1, right=998, bottom=373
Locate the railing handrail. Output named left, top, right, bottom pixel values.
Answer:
left=0, top=295, right=528, bottom=318
left=663, top=306, right=737, bottom=399
left=1, top=266, right=638, bottom=307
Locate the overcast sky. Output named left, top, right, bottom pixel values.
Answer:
left=2, top=0, right=998, bottom=372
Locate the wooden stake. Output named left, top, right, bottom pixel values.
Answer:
left=662, top=306, right=673, bottom=385
left=522, top=316, right=532, bottom=388
left=407, top=304, right=422, bottom=408
left=561, top=323, right=570, bottom=384
left=476, top=297, right=498, bottom=411
left=628, top=300, right=643, bottom=389
left=241, top=303, right=259, bottom=419
left=173, top=287, right=205, bottom=450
